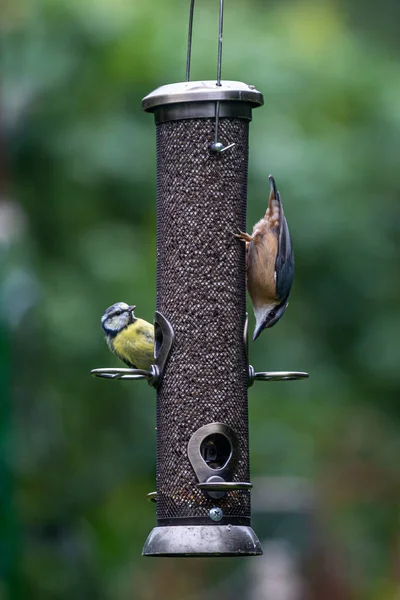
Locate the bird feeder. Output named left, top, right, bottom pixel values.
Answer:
left=92, top=0, right=308, bottom=557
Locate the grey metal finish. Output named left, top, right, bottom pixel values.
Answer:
left=187, top=423, right=238, bottom=486
left=153, top=101, right=254, bottom=124
left=202, top=476, right=227, bottom=500
left=142, top=525, right=262, bottom=557
left=142, top=80, right=264, bottom=112
left=209, top=507, right=224, bottom=521
left=248, top=367, right=309, bottom=385
left=197, top=481, right=253, bottom=491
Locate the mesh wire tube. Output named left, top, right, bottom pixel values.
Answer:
left=156, top=117, right=251, bottom=523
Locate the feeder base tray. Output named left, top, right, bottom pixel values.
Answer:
left=142, top=525, right=263, bottom=557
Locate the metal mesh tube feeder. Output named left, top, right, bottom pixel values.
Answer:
left=140, top=79, right=264, bottom=557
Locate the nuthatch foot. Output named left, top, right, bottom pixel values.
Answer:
left=235, top=175, right=294, bottom=341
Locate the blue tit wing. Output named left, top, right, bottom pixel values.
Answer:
left=275, top=191, right=294, bottom=302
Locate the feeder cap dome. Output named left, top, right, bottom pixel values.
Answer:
left=142, top=80, right=264, bottom=112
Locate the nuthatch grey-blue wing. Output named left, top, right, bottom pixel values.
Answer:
left=235, top=175, right=294, bottom=341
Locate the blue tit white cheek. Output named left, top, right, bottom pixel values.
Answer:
left=104, top=313, right=130, bottom=335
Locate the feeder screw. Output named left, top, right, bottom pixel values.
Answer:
left=209, top=507, right=223, bottom=522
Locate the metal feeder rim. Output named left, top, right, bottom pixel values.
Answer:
left=197, top=481, right=253, bottom=491
left=142, top=80, right=264, bottom=112
left=142, top=525, right=263, bottom=557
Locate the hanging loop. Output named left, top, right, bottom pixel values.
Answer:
left=185, top=0, right=235, bottom=153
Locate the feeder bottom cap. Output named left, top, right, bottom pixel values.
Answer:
left=142, top=525, right=263, bottom=557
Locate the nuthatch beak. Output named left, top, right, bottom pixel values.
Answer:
left=235, top=174, right=294, bottom=341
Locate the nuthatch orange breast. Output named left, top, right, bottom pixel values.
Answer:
left=236, top=175, right=294, bottom=341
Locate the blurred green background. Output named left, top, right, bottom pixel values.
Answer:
left=1, top=0, right=400, bottom=598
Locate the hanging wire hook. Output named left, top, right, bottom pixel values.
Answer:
left=185, top=0, right=235, bottom=152
left=186, top=0, right=224, bottom=86
left=210, top=0, right=235, bottom=154
left=186, top=0, right=195, bottom=82
left=216, top=0, right=223, bottom=87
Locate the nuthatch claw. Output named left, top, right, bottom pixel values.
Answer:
left=235, top=174, right=294, bottom=341
left=234, top=230, right=253, bottom=243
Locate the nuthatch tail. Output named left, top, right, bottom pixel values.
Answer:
left=101, top=302, right=154, bottom=369
left=235, top=175, right=294, bottom=341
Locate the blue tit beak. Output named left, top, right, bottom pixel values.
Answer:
left=252, top=302, right=289, bottom=341
left=127, top=305, right=136, bottom=323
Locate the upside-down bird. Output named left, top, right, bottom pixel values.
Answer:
left=235, top=174, right=294, bottom=341
left=101, top=302, right=154, bottom=369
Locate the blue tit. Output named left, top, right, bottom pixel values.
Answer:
left=236, top=174, right=294, bottom=341
left=101, top=302, right=154, bottom=369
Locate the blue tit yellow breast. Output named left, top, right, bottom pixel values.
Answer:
left=112, top=318, right=154, bottom=370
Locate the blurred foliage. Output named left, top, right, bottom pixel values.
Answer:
left=1, top=0, right=400, bottom=597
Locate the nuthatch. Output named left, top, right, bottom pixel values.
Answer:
left=235, top=175, right=294, bottom=341
left=101, top=302, right=154, bottom=369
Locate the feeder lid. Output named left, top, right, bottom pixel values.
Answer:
left=142, top=80, right=264, bottom=112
